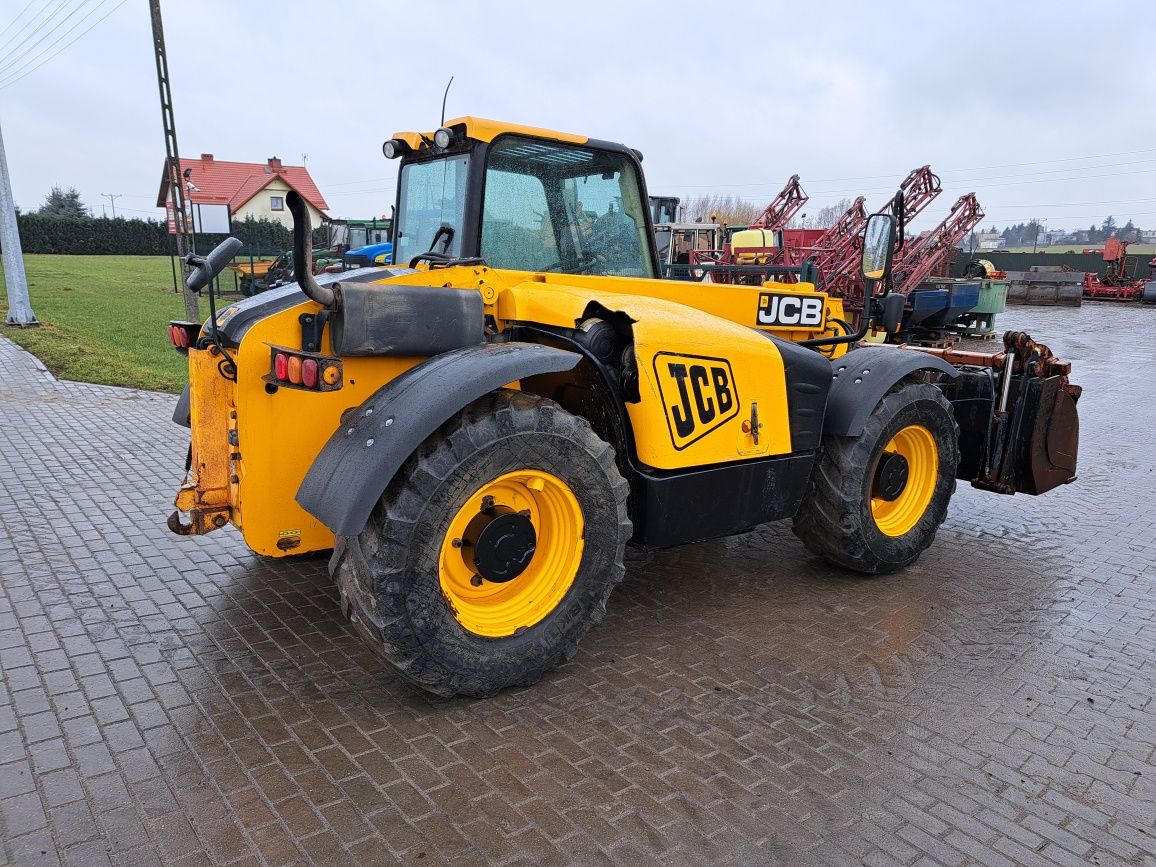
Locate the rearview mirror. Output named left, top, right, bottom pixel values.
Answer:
left=861, top=214, right=896, bottom=281
left=185, top=237, right=243, bottom=294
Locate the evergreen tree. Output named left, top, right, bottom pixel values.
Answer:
left=38, top=186, right=91, bottom=219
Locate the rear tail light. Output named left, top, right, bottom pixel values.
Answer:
left=266, top=346, right=342, bottom=392
left=167, top=321, right=199, bottom=355
left=301, top=358, right=318, bottom=388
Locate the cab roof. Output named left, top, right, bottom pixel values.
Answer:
left=389, top=116, right=589, bottom=151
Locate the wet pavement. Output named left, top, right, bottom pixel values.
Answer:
left=0, top=303, right=1154, bottom=866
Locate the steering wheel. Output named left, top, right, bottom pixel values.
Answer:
left=542, top=253, right=601, bottom=274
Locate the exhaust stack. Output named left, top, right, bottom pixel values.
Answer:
left=286, top=191, right=335, bottom=307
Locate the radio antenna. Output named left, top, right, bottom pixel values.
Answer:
left=440, top=76, right=454, bottom=125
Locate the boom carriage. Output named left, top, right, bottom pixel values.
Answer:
left=168, top=117, right=1079, bottom=696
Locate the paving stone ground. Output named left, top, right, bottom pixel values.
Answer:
left=0, top=303, right=1154, bottom=867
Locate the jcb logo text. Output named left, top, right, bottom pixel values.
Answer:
left=757, top=293, right=824, bottom=328
left=653, top=352, right=740, bottom=449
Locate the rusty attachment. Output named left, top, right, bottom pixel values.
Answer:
left=899, top=330, right=1075, bottom=389
left=167, top=506, right=231, bottom=536
left=167, top=510, right=193, bottom=536
left=1002, top=330, right=1075, bottom=385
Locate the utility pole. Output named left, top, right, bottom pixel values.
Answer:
left=1032, top=217, right=1040, bottom=254
left=149, top=0, right=199, bottom=321
left=100, top=193, right=122, bottom=218
left=0, top=117, right=36, bottom=327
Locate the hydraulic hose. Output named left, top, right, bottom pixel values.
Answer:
left=800, top=279, right=876, bottom=348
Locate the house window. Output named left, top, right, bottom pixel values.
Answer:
left=270, top=195, right=284, bottom=211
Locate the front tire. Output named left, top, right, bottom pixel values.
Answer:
left=332, top=390, right=631, bottom=697
left=793, top=380, right=959, bottom=574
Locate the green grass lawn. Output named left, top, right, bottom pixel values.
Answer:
left=0, top=255, right=202, bottom=393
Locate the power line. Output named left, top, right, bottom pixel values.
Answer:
left=0, top=0, right=43, bottom=43
left=0, top=0, right=77, bottom=69
left=674, top=165, right=1156, bottom=203
left=0, top=0, right=124, bottom=90
left=0, top=0, right=105, bottom=82
left=803, top=166, right=1156, bottom=199
left=326, top=186, right=394, bottom=196
left=670, top=147, right=1156, bottom=192
left=322, top=175, right=393, bottom=188
left=998, top=197, right=1156, bottom=210
left=0, top=0, right=62, bottom=58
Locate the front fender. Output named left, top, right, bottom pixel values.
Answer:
left=296, top=342, right=580, bottom=535
left=824, top=346, right=959, bottom=436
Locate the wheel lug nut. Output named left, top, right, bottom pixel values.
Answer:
left=470, top=575, right=483, bottom=587
left=452, top=538, right=462, bottom=548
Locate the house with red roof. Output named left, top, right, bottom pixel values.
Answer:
left=156, top=154, right=329, bottom=230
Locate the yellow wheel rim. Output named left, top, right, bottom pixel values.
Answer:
left=870, top=424, right=939, bottom=538
left=439, top=470, right=585, bottom=638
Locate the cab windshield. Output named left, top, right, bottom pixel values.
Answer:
left=481, top=136, right=655, bottom=278
left=394, top=154, right=468, bottom=266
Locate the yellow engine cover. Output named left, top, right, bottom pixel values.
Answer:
left=495, top=280, right=795, bottom=470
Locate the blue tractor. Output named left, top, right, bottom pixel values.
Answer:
left=340, top=218, right=393, bottom=269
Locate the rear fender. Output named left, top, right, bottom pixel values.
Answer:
left=824, top=346, right=959, bottom=436
left=296, top=342, right=580, bottom=536
left=173, top=383, right=191, bottom=427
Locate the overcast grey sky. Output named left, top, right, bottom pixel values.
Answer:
left=1, top=0, right=1153, bottom=232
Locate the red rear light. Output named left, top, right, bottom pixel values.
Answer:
left=301, top=358, right=318, bottom=388
left=168, top=321, right=198, bottom=354
left=266, top=346, right=342, bottom=391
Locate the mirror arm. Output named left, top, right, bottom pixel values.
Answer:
left=893, top=190, right=906, bottom=254
left=800, top=274, right=874, bottom=348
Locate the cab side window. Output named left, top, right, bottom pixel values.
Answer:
left=481, top=170, right=557, bottom=271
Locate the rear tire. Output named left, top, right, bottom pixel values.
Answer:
left=332, top=390, right=631, bottom=697
left=793, top=380, right=959, bottom=574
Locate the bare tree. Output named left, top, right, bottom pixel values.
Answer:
left=683, top=193, right=765, bottom=226
left=790, top=198, right=853, bottom=230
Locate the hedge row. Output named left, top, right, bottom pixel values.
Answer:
left=4, top=214, right=327, bottom=257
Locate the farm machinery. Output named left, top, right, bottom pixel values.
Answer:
left=691, top=162, right=986, bottom=343
left=230, top=246, right=343, bottom=296
left=1081, top=238, right=1147, bottom=301
left=167, top=116, right=1081, bottom=697
left=809, top=165, right=946, bottom=309
left=687, top=175, right=811, bottom=284
left=649, top=195, right=681, bottom=225
left=881, top=192, right=987, bottom=343
left=339, top=217, right=394, bottom=270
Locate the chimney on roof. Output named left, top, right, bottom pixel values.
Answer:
left=201, top=153, right=213, bottom=161
left=268, top=157, right=282, bottom=171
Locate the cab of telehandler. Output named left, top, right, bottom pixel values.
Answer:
left=383, top=119, right=660, bottom=279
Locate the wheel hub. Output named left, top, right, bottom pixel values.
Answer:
left=439, top=469, right=585, bottom=638
left=463, top=507, right=537, bottom=583
left=873, top=451, right=910, bottom=502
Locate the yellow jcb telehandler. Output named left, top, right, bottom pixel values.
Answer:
left=167, top=117, right=1080, bottom=697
